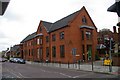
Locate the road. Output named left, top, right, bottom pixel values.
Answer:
left=1, top=62, right=119, bottom=78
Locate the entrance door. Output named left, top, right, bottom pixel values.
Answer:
left=87, top=45, right=92, bottom=61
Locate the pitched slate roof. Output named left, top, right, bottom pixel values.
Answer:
left=11, top=45, right=20, bottom=52
left=49, top=10, right=79, bottom=32
left=21, top=32, right=36, bottom=43
left=42, top=21, right=53, bottom=32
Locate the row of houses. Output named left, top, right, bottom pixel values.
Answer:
left=4, top=6, right=120, bottom=63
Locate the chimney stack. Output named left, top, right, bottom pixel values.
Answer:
left=113, top=26, right=117, bottom=33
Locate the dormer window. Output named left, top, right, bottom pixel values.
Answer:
left=82, top=16, right=87, bottom=24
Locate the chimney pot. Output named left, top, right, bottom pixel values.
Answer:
left=113, top=26, right=116, bottom=33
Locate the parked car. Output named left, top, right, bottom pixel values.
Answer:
left=9, top=58, right=15, bottom=63
left=13, top=58, right=19, bottom=63
left=0, top=58, right=8, bottom=62
left=9, top=58, right=25, bottom=64
left=17, top=58, right=26, bottom=64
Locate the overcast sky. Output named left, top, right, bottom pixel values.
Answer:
left=0, top=0, right=119, bottom=51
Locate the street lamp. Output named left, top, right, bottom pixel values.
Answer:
left=0, top=0, right=10, bottom=15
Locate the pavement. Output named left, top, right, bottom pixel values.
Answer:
left=26, top=60, right=120, bottom=75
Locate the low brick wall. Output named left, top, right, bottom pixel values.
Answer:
left=112, top=57, right=120, bottom=66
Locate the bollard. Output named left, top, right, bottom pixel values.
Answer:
left=59, top=61, right=61, bottom=68
left=68, top=61, right=69, bottom=68
left=78, top=60, right=80, bottom=70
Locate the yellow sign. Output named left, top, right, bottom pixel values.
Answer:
left=103, top=59, right=112, bottom=66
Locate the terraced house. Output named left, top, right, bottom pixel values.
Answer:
left=20, top=6, right=97, bottom=63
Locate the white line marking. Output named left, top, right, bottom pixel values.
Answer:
left=18, top=72, right=25, bottom=78
left=40, top=69, right=72, bottom=78
left=59, top=73, right=72, bottom=78
left=6, top=68, right=21, bottom=78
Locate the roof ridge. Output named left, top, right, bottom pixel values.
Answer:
left=49, top=7, right=81, bottom=32
left=53, top=10, right=80, bottom=24
left=42, top=20, right=53, bottom=24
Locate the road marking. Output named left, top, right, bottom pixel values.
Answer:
left=72, top=72, right=94, bottom=78
left=5, top=67, right=26, bottom=78
left=18, top=72, right=25, bottom=78
left=3, top=63, right=27, bottom=78
left=40, top=69, right=72, bottom=78
left=6, top=68, right=21, bottom=78
left=59, top=73, right=72, bottom=78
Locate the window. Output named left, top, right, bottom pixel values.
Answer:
left=40, top=27, right=42, bottom=32
left=27, top=43, right=29, bottom=46
left=60, top=32, right=64, bottom=40
left=52, top=34, right=56, bottom=41
left=29, top=42, right=31, bottom=46
left=40, top=38, right=42, bottom=44
left=86, top=31, right=92, bottom=40
left=60, top=45, right=65, bottom=58
left=31, top=41, right=34, bottom=46
left=87, top=45, right=92, bottom=60
left=31, top=49, right=34, bottom=56
left=37, top=38, right=40, bottom=44
left=82, top=16, right=87, bottom=24
left=52, top=46, right=56, bottom=57
left=46, top=36, right=49, bottom=42
left=46, top=47, right=49, bottom=57
left=29, top=49, right=30, bottom=56
left=81, top=31, right=84, bottom=40
left=25, top=50, right=27, bottom=56
left=37, top=48, right=40, bottom=58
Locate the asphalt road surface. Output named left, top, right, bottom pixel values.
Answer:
left=1, top=62, right=119, bottom=79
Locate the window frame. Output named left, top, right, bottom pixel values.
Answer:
left=82, top=16, right=87, bottom=24
left=46, top=47, right=49, bottom=57
left=60, top=31, right=64, bottom=40
left=60, top=45, right=65, bottom=58
left=52, top=46, right=56, bottom=58
left=52, top=34, right=56, bottom=41
left=40, top=27, right=42, bottom=32
left=37, top=38, right=40, bottom=45
left=86, top=31, right=92, bottom=40
left=46, top=36, right=49, bottom=42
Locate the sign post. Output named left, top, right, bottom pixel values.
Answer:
left=109, top=38, right=112, bottom=72
left=72, top=48, right=77, bottom=68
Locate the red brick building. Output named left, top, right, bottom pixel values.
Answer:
left=21, top=6, right=97, bottom=63
left=97, top=26, right=120, bottom=58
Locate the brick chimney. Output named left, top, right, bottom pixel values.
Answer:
left=113, top=26, right=117, bottom=33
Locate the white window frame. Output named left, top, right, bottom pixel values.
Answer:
left=37, top=49, right=40, bottom=58
left=37, top=38, right=40, bottom=45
